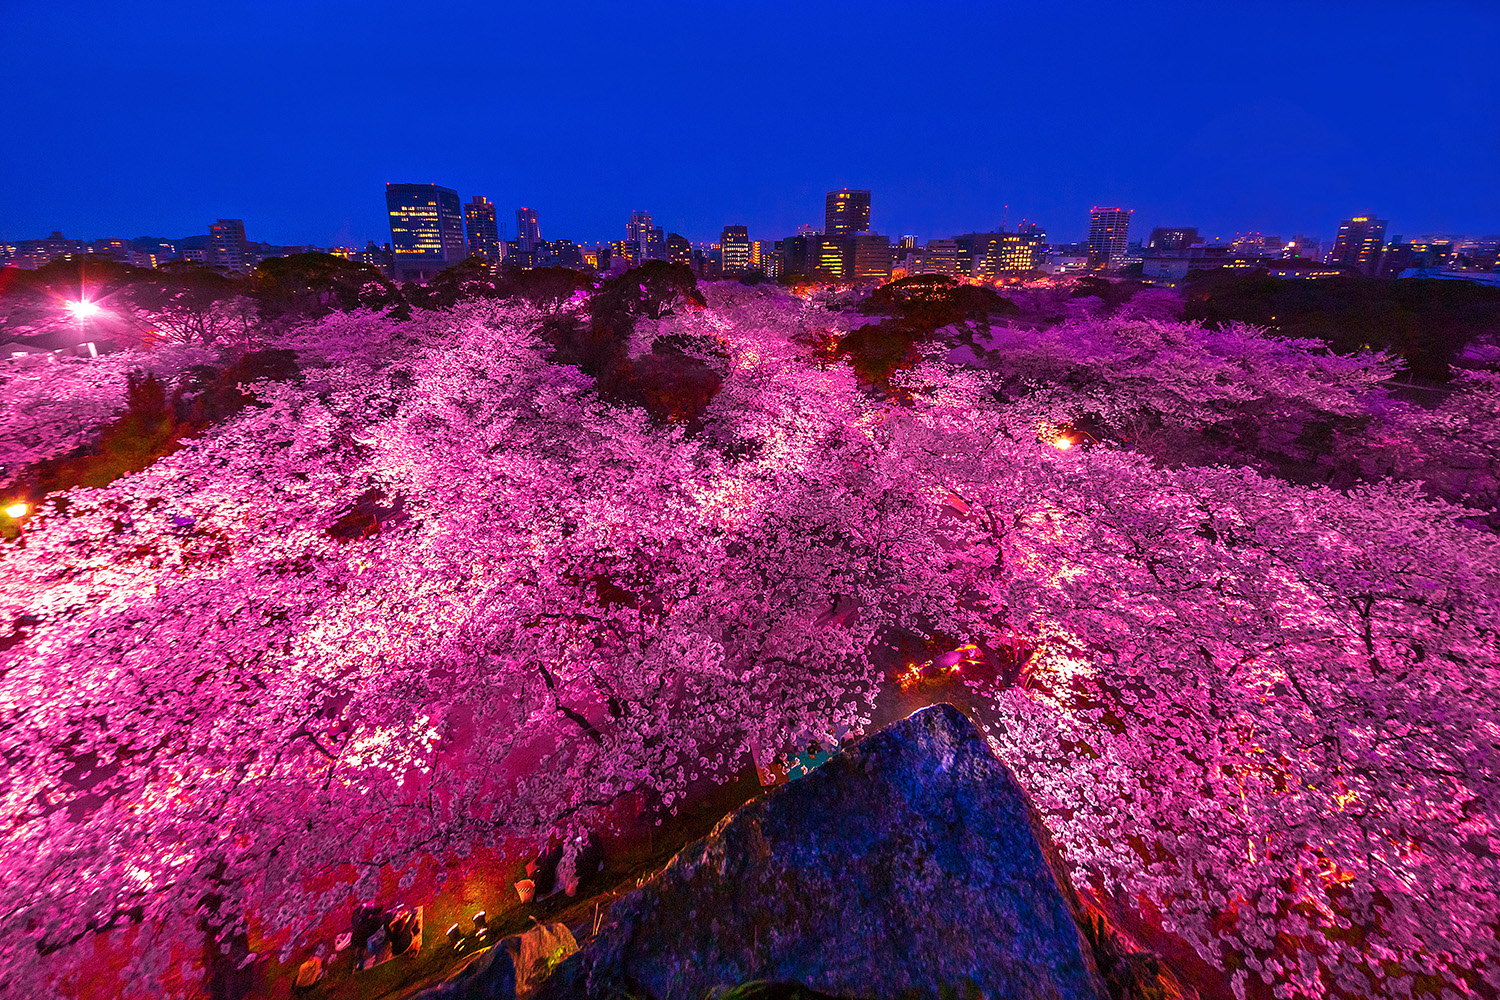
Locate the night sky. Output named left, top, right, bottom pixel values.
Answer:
left=2, top=0, right=1496, bottom=248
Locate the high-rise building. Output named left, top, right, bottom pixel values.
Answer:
left=516, top=207, right=542, bottom=254
left=751, top=239, right=782, bottom=277
left=358, top=241, right=394, bottom=277
left=627, top=210, right=654, bottom=249
left=608, top=239, right=637, bottom=272
left=1087, top=207, right=1133, bottom=267
left=812, top=235, right=847, bottom=278
left=1327, top=216, right=1387, bottom=274
left=848, top=233, right=892, bottom=284
left=923, top=239, right=960, bottom=276
left=465, top=196, right=501, bottom=262
left=208, top=219, right=251, bottom=272
left=989, top=231, right=1048, bottom=273
left=780, top=235, right=812, bottom=276
left=1280, top=236, right=1320, bottom=260
left=666, top=233, right=693, bottom=267
left=1146, top=227, right=1200, bottom=254
left=386, top=184, right=466, bottom=282
left=721, top=226, right=751, bottom=274
left=899, top=235, right=920, bottom=250
left=825, top=189, right=872, bottom=237
left=626, top=211, right=664, bottom=260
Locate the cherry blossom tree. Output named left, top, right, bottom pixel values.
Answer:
left=0, top=285, right=1494, bottom=1000
left=0, top=344, right=216, bottom=485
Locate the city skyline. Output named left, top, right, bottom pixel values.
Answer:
left=2, top=2, right=1497, bottom=247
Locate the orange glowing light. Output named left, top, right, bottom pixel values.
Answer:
left=4, top=502, right=25, bottom=519
left=1051, top=436, right=1074, bottom=450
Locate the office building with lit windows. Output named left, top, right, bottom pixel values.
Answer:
left=208, top=219, right=251, bottom=272
left=515, top=207, right=542, bottom=253
left=923, top=239, right=960, bottom=276
left=464, top=196, right=501, bottom=262
left=1327, top=215, right=1387, bottom=275
left=992, top=231, right=1047, bottom=273
left=721, top=226, right=751, bottom=274
left=1146, top=227, right=1200, bottom=254
left=627, top=210, right=665, bottom=260
left=848, top=232, right=892, bottom=284
left=1087, top=207, right=1133, bottom=268
left=386, top=184, right=466, bottom=283
left=812, top=235, right=847, bottom=278
left=751, top=239, right=781, bottom=277
left=666, top=234, right=693, bottom=267
left=779, top=235, right=811, bottom=276
left=825, top=189, right=871, bottom=237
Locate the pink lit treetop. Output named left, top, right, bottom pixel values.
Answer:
left=0, top=289, right=1495, bottom=998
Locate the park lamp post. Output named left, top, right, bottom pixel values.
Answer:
left=65, top=299, right=102, bottom=321
left=64, top=299, right=104, bottom=357
left=3, top=501, right=28, bottom=544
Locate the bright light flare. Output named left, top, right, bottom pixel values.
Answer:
left=4, top=502, right=26, bottom=519
left=1051, top=436, right=1074, bottom=450
left=66, top=300, right=102, bottom=320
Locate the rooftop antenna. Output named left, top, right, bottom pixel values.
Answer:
left=1003, top=205, right=1009, bottom=232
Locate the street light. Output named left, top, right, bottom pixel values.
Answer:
left=4, top=502, right=26, bottom=519
left=65, top=299, right=102, bottom=320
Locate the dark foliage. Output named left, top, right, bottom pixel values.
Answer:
left=510, top=267, right=593, bottom=311
left=252, top=253, right=404, bottom=322
left=12, top=350, right=302, bottom=502
left=1070, top=275, right=1147, bottom=313
left=1183, top=270, right=1500, bottom=380
left=837, top=275, right=1019, bottom=392
left=836, top=323, right=923, bottom=389
left=533, top=264, right=720, bottom=425
left=327, top=488, right=406, bottom=542
left=618, top=347, right=723, bottom=424
left=861, top=274, right=1019, bottom=335
left=591, top=262, right=705, bottom=331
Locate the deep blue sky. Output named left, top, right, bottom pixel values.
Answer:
left=2, top=1, right=1496, bottom=248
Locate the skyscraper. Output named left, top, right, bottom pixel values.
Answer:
left=1087, top=207, right=1132, bottom=268
left=666, top=234, right=693, bottom=267
left=1327, top=216, right=1387, bottom=274
left=848, top=233, right=892, bottom=284
left=779, top=235, right=812, bottom=276
left=1146, top=227, right=1200, bottom=254
left=923, top=239, right=960, bottom=276
left=968, top=231, right=1048, bottom=274
left=386, top=183, right=466, bottom=282
left=627, top=210, right=653, bottom=249
left=825, top=189, right=871, bottom=237
left=751, top=240, right=782, bottom=278
left=207, top=219, right=250, bottom=273
left=465, top=196, right=500, bottom=262
left=812, top=235, right=846, bottom=278
left=516, top=207, right=542, bottom=254
left=721, top=226, right=751, bottom=274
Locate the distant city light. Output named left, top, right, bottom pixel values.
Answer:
left=66, top=300, right=102, bottom=319
left=5, top=502, right=27, bottom=519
